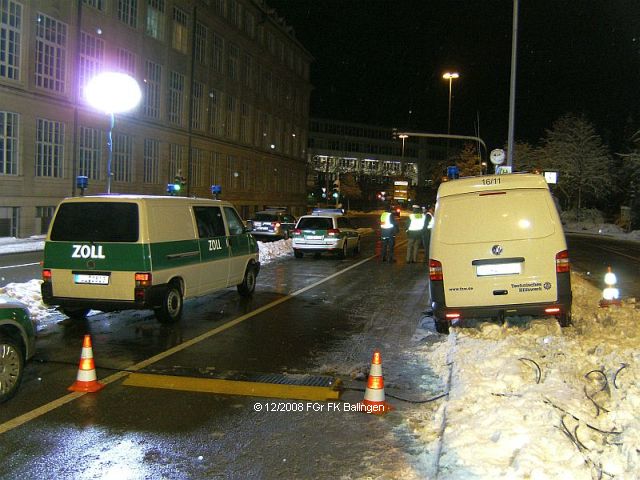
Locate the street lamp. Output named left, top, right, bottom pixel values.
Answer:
left=398, top=134, right=408, bottom=157
left=442, top=72, right=459, bottom=136
left=85, top=72, right=142, bottom=194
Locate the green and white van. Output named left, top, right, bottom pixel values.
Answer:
left=41, top=195, right=260, bottom=323
left=429, top=173, right=572, bottom=333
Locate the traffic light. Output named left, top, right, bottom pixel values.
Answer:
left=392, top=128, right=398, bottom=140
left=174, top=174, right=186, bottom=191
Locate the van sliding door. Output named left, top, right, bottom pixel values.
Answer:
left=193, top=206, right=230, bottom=291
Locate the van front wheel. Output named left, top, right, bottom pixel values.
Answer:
left=237, top=265, right=257, bottom=297
left=155, top=284, right=183, bottom=323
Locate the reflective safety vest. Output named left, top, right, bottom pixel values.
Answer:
left=407, top=213, right=425, bottom=231
left=380, top=212, right=394, bottom=229
left=426, top=212, right=434, bottom=229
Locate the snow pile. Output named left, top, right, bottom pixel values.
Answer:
left=417, top=272, right=640, bottom=479
left=258, top=238, right=293, bottom=264
left=0, top=235, right=45, bottom=254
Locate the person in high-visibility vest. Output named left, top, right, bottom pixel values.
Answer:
left=380, top=204, right=398, bottom=262
left=405, top=205, right=426, bottom=263
left=422, top=206, right=434, bottom=263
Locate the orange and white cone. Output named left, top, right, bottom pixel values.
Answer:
left=68, top=334, right=105, bottom=393
left=360, top=350, right=393, bottom=415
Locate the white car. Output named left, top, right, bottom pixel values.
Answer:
left=292, top=210, right=361, bottom=259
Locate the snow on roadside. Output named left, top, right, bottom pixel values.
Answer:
left=413, top=272, right=640, bottom=479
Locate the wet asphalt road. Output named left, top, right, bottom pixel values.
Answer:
left=1, top=215, right=446, bottom=479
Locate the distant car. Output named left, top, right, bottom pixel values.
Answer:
left=292, top=210, right=361, bottom=258
left=0, top=296, right=36, bottom=403
left=249, top=210, right=298, bottom=240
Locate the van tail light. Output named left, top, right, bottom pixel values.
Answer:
left=42, top=269, right=52, bottom=283
left=445, top=312, right=461, bottom=319
left=544, top=307, right=561, bottom=315
left=555, top=250, right=570, bottom=273
left=429, top=259, right=443, bottom=281
left=134, top=272, right=152, bottom=303
left=327, top=229, right=340, bottom=236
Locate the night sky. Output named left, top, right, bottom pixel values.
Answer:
left=268, top=0, right=640, bottom=152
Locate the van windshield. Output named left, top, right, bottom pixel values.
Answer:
left=438, top=190, right=556, bottom=243
left=50, top=202, right=139, bottom=242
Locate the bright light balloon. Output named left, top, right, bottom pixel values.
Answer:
left=84, top=72, right=142, bottom=114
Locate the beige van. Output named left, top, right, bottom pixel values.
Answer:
left=41, top=195, right=260, bottom=323
left=428, top=173, right=572, bottom=333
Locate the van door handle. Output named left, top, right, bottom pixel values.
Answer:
left=493, top=290, right=508, bottom=295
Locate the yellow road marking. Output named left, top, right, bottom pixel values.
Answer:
left=123, top=373, right=342, bottom=401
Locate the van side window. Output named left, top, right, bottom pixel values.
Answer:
left=193, top=206, right=226, bottom=238
left=224, top=207, right=245, bottom=235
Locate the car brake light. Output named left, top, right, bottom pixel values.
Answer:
left=429, top=259, right=443, bottom=281
left=42, top=269, right=52, bottom=282
left=327, top=229, right=340, bottom=236
left=293, top=229, right=301, bottom=235
left=556, top=250, right=570, bottom=273
left=273, top=222, right=281, bottom=228
left=135, top=272, right=152, bottom=287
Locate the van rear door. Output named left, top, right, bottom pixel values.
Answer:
left=434, top=189, right=564, bottom=308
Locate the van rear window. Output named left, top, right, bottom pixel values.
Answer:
left=438, top=190, right=556, bottom=243
left=50, top=202, right=139, bottom=242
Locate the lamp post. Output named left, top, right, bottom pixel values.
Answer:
left=85, top=72, right=142, bottom=194
left=398, top=134, right=408, bottom=158
left=442, top=72, right=459, bottom=136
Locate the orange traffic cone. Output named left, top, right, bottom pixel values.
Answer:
left=68, top=334, right=105, bottom=393
left=360, top=350, right=393, bottom=415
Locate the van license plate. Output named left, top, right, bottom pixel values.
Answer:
left=74, top=274, right=109, bottom=285
left=476, top=263, right=521, bottom=276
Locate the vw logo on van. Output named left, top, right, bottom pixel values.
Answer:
left=491, top=245, right=503, bottom=256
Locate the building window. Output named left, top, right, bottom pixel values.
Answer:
left=172, top=7, right=188, bottom=54
left=0, top=0, right=22, bottom=81
left=36, top=206, right=55, bottom=235
left=113, top=133, right=133, bottom=182
left=35, top=13, right=67, bottom=93
left=169, top=143, right=184, bottom=181
left=228, top=0, right=240, bottom=28
left=35, top=118, right=64, bottom=177
left=208, top=89, right=224, bottom=136
left=191, top=148, right=204, bottom=187
left=78, top=126, right=101, bottom=180
left=225, top=95, right=236, bottom=138
left=243, top=11, right=254, bottom=38
left=263, top=70, right=272, bottom=101
left=0, top=206, right=19, bottom=237
left=191, top=81, right=204, bottom=131
left=168, top=71, right=184, bottom=126
left=143, top=60, right=161, bottom=119
left=241, top=53, right=252, bottom=88
left=145, top=0, right=165, bottom=40
left=213, top=0, right=225, bottom=17
left=0, top=111, right=19, bottom=175
left=79, top=32, right=104, bottom=98
left=212, top=32, right=224, bottom=73
left=117, top=48, right=136, bottom=75
left=118, top=0, right=138, bottom=28
left=227, top=43, right=238, bottom=80
left=239, top=103, right=251, bottom=144
left=82, top=0, right=105, bottom=10
left=143, top=138, right=159, bottom=183
left=194, top=22, right=207, bottom=64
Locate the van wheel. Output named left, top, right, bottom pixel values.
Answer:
left=155, top=283, right=183, bottom=323
left=237, top=265, right=257, bottom=297
left=558, top=311, right=572, bottom=327
left=0, top=334, right=24, bottom=404
left=294, top=249, right=303, bottom=259
left=435, top=319, right=450, bottom=334
left=61, top=308, right=90, bottom=320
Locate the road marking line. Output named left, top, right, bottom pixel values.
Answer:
left=0, top=262, right=40, bottom=270
left=0, top=254, right=376, bottom=435
left=123, top=373, right=342, bottom=401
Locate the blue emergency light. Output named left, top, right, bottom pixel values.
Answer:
left=210, top=184, right=222, bottom=194
left=447, top=166, right=460, bottom=179
left=167, top=183, right=181, bottom=195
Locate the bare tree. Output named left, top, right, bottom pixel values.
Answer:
left=539, top=113, right=612, bottom=213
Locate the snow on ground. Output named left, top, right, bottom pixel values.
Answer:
left=1, top=223, right=640, bottom=478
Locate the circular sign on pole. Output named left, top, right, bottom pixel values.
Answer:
left=490, top=149, right=506, bottom=165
